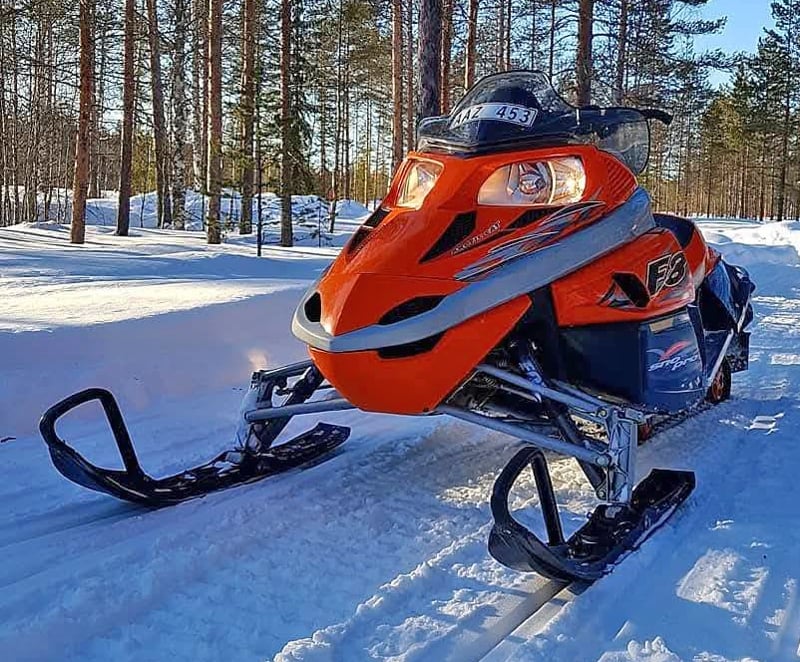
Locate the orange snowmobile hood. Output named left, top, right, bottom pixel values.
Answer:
left=306, top=145, right=638, bottom=338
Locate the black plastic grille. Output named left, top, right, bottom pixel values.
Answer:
left=377, top=333, right=444, bottom=359
left=420, top=212, right=477, bottom=262
left=378, top=296, right=445, bottom=325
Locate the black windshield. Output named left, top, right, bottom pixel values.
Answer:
left=417, top=71, right=653, bottom=174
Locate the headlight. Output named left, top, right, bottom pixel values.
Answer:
left=397, top=160, right=443, bottom=208
left=477, top=156, right=586, bottom=206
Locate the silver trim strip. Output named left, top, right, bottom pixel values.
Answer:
left=292, top=187, right=655, bottom=353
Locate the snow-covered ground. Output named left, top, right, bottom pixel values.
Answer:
left=1, top=216, right=799, bottom=661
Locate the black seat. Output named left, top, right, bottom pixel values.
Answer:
left=653, top=213, right=695, bottom=248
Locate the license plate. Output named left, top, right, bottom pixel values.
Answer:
left=450, top=103, right=538, bottom=129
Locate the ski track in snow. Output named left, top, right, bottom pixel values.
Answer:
left=1, top=218, right=800, bottom=661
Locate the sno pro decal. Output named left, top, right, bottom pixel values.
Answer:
left=451, top=221, right=502, bottom=255
left=647, top=340, right=700, bottom=373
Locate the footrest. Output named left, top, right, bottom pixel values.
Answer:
left=488, top=447, right=695, bottom=581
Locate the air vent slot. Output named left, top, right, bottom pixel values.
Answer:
left=420, top=212, right=476, bottom=262
left=379, top=295, right=445, bottom=325
left=304, top=292, right=322, bottom=322
left=346, top=207, right=393, bottom=256
left=612, top=273, right=650, bottom=308
left=364, top=207, right=390, bottom=228
left=377, top=333, right=444, bottom=359
left=346, top=227, right=372, bottom=255
left=507, top=207, right=559, bottom=230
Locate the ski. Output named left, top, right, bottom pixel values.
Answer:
left=39, top=372, right=349, bottom=507
left=488, top=447, right=695, bottom=582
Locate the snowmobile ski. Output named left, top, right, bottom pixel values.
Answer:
left=488, top=447, right=695, bottom=582
left=39, top=368, right=349, bottom=507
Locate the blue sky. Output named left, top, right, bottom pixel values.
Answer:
left=694, top=0, right=775, bottom=86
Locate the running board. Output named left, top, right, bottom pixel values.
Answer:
left=488, top=447, right=695, bottom=582
left=39, top=388, right=349, bottom=507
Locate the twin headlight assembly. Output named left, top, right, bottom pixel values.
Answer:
left=396, top=156, right=586, bottom=209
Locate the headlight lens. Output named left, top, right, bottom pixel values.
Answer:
left=478, top=156, right=586, bottom=206
left=397, top=160, right=443, bottom=208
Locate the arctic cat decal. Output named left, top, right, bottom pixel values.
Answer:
left=455, top=201, right=606, bottom=281
left=646, top=252, right=687, bottom=296
left=451, top=221, right=502, bottom=255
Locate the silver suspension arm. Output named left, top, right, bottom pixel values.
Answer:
left=447, top=364, right=642, bottom=503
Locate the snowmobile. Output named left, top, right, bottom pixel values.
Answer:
left=39, top=71, right=754, bottom=583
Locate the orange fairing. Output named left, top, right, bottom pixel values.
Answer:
left=307, top=144, right=638, bottom=414
left=310, top=298, right=529, bottom=414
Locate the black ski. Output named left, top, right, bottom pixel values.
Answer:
left=488, top=447, right=694, bottom=582
left=39, top=387, right=349, bottom=507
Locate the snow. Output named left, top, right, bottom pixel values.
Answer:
left=36, top=190, right=366, bottom=247
left=2, top=215, right=800, bottom=661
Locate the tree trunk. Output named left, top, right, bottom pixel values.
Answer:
left=776, top=70, right=791, bottom=223
left=191, top=0, right=206, bottom=191
left=239, top=0, right=256, bottom=234
left=146, top=0, right=172, bottom=228
left=465, top=0, right=478, bottom=89
left=405, top=0, right=415, bottom=150
left=418, top=0, right=442, bottom=119
left=440, top=0, right=452, bottom=112
left=116, top=0, right=135, bottom=236
left=206, top=0, right=222, bottom=243
left=279, top=0, right=293, bottom=247
left=548, top=0, right=556, bottom=79
left=614, top=0, right=628, bottom=104
left=496, top=0, right=505, bottom=72
left=71, top=0, right=93, bottom=244
left=89, top=18, right=104, bottom=199
left=576, top=0, right=594, bottom=105
left=506, top=0, right=512, bottom=68
left=391, top=0, right=404, bottom=170
left=172, top=0, right=188, bottom=229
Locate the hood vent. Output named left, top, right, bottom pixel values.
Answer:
left=379, top=295, right=445, bottom=325
left=346, top=207, right=392, bottom=256
left=507, top=207, right=559, bottom=230
left=304, top=292, right=322, bottom=322
left=420, top=212, right=476, bottom=262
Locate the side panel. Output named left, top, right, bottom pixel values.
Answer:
left=559, top=311, right=704, bottom=412
left=552, top=229, right=695, bottom=326
left=310, top=297, right=530, bottom=414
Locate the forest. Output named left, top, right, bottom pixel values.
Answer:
left=0, top=0, right=798, bottom=245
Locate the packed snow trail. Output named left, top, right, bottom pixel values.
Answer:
left=1, top=219, right=799, bottom=661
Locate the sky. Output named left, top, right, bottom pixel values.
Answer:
left=694, top=0, right=776, bottom=87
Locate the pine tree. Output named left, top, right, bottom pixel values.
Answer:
left=418, top=0, right=442, bottom=118
left=280, top=0, right=293, bottom=246
left=71, top=0, right=93, bottom=244
left=116, top=0, right=135, bottom=237
left=172, top=0, right=189, bottom=230
left=146, top=0, right=172, bottom=228
left=206, top=0, right=223, bottom=243
left=239, top=0, right=257, bottom=234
